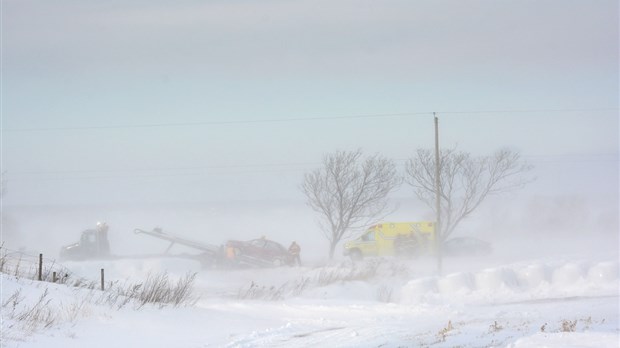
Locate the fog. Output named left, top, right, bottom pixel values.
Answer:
left=1, top=0, right=618, bottom=270
left=3, top=120, right=617, bottom=267
left=2, top=185, right=617, bottom=269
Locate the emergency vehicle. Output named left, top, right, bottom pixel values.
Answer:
left=343, top=221, right=435, bottom=260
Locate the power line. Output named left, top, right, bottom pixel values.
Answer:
left=2, top=108, right=616, bottom=132
left=5, top=168, right=312, bottom=182
left=9, top=161, right=320, bottom=176
left=5, top=153, right=617, bottom=182
left=437, top=108, right=618, bottom=115
left=2, top=112, right=430, bottom=132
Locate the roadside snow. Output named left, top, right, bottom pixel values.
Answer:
left=1, top=255, right=618, bottom=347
left=507, top=332, right=619, bottom=348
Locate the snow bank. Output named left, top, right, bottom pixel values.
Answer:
left=507, top=332, right=620, bottom=348
left=2, top=255, right=618, bottom=348
left=401, top=260, right=619, bottom=305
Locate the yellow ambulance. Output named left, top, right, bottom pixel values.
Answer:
left=343, top=221, right=435, bottom=260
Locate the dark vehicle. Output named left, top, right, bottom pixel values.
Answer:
left=60, top=222, right=111, bottom=260
left=443, top=237, right=492, bottom=257
left=225, top=238, right=294, bottom=267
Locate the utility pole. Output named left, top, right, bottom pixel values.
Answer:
left=434, top=113, right=442, bottom=275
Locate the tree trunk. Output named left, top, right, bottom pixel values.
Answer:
left=328, top=241, right=337, bottom=260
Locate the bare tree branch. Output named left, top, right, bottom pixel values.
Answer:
left=301, top=150, right=401, bottom=259
left=405, top=148, right=534, bottom=240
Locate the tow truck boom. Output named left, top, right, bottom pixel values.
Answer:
left=133, top=227, right=220, bottom=256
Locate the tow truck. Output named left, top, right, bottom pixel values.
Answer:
left=59, top=224, right=292, bottom=268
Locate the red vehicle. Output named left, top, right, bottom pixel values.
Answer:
left=225, top=238, right=294, bottom=267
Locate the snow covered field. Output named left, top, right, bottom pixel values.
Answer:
left=1, top=198, right=618, bottom=347
left=2, top=238, right=618, bottom=348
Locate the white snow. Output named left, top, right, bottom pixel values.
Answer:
left=1, top=247, right=618, bottom=348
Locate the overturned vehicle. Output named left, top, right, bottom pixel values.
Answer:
left=223, top=238, right=295, bottom=268
left=134, top=228, right=295, bottom=268
left=136, top=229, right=296, bottom=268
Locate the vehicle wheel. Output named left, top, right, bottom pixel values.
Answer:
left=349, top=249, right=363, bottom=262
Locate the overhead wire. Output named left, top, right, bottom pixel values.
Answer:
left=2, top=107, right=616, bottom=182
left=2, top=107, right=617, bottom=132
left=2, top=112, right=430, bottom=132
left=5, top=154, right=617, bottom=183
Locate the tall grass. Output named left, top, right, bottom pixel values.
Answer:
left=0, top=248, right=198, bottom=341
left=237, top=258, right=406, bottom=301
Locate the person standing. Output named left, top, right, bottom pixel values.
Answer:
left=288, top=241, right=301, bottom=266
left=96, top=221, right=111, bottom=256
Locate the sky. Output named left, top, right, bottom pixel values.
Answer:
left=1, top=0, right=618, bottom=207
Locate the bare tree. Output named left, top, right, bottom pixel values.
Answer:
left=405, top=148, right=533, bottom=241
left=302, top=150, right=401, bottom=259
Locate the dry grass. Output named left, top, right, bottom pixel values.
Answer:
left=561, top=319, right=577, bottom=332
left=2, top=288, right=55, bottom=336
left=376, top=284, right=393, bottom=303
left=237, top=258, right=404, bottom=301
left=489, top=321, right=504, bottom=333
left=0, top=248, right=198, bottom=341
left=436, top=320, right=454, bottom=342
left=119, top=272, right=197, bottom=308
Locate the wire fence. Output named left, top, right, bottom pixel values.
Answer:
left=0, top=245, right=101, bottom=289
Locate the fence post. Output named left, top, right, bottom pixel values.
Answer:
left=53, top=271, right=57, bottom=283
left=101, top=268, right=105, bottom=291
left=38, top=254, right=43, bottom=281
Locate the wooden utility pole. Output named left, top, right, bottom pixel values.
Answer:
left=434, top=113, right=442, bottom=275
left=38, top=254, right=43, bottom=281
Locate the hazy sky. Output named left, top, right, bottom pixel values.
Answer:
left=1, top=0, right=618, bottom=206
